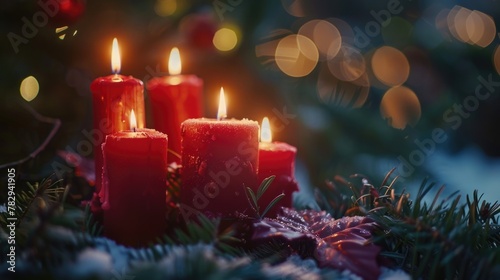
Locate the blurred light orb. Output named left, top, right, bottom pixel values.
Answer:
left=329, top=18, right=354, bottom=43
left=213, top=27, right=238, bottom=52
left=275, top=34, right=319, bottom=77
left=372, top=46, right=410, bottom=86
left=446, top=6, right=495, bottom=47
left=493, top=45, right=500, bottom=75
left=281, top=0, right=306, bottom=17
left=298, top=19, right=342, bottom=60
left=154, top=0, right=177, bottom=17
left=20, top=76, right=39, bottom=102
left=466, top=10, right=496, bottom=47
left=327, top=44, right=365, bottom=82
left=380, top=86, right=421, bottom=129
left=446, top=6, right=471, bottom=43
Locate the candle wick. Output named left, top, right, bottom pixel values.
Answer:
left=111, top=74, right=123, bottom=82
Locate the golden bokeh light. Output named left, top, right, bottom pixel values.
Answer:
left=435, top=8, right=451, bottom=36
left=452, top=6, right=472, bottom=43
left=213, top=27, right=239, bottom=52
left=275, top=34, right=319, bottom=77
left=380, top=86, right=421, bottom=129
left=317, top=65, right=369, bottom=108
left=154, top=0, right=177, bottom=17
left=327, top=44, right=365, bottom=82
left=371, top=46, right=410, bottom=86
left=255, top=30, right=292, bottom=60
left=329, top=18, right=354, bottom=42
left=466, top=10, right=496, bottom=47
left=20, top=76, right=39, bottom=102
left=298, top=19, right=342, bottom=60
left=493, top=45, right=500, bottom=75
left=445, top=6, right=495, bottom=47
left=281, top=0, right=306, bottom=17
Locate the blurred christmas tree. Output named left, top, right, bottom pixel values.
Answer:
left=1, top=0, right=500, bottom=203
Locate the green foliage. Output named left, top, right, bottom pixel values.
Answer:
left=160, top=214, right=242, bottom=257
left=313, top=169, right=500, bottom=279
left=245, top=175, right=285, bottom=219
left=2, top=170, right=499, bottom=279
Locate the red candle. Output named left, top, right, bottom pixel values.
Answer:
left=257, top=117, right=298, bottom=218
left=100, top=111, right=168, bottom=247
left=147, top=47, right=203, bottom=163
left=91, top=38, right=145, bottom=195
left=180, top=88, right=259, bottom=218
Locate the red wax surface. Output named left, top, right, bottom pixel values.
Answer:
left=91, top=74, right=145, bottom=193
left=258, top=141, right=298, bottom=218
left=181, top=118, right=259, bottom=218
left=100, top=128, right=167, bottom=247
left=147, top=75, right=203, bottom=163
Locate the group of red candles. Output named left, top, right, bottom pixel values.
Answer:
left=91, top=39, right=298, bottom=246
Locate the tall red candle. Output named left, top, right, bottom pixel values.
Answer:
left=257, top=117, right=298, bottom=218
left=180, top=88, right=259, bottom=218
left=91, top=38, right=145, bottom=195
left=147, top=47, right=203, bottom=163
left=101, top=111, right=168, bottom=247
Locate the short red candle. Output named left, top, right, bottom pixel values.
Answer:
left=147, top=47, right=203, bottom=163
left=257, top=117, right=298, bottom=218
left=91, top=38, right=145, bottom=194
left=180, top=88, right=259, bottom=218
left=100, top=121, right=168, bottom=247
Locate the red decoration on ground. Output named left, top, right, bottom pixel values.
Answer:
left=251, top=208, right=382, bottom=280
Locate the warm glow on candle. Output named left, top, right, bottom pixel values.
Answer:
left=260, top=117, right=272, bottom=143
left=217, top=87, right=227, bottom=121
left=168, top=47, right=182, bottom=75
left=111, top=38, right=121, bottom=74
left=130, top=109, right=137, bottom=131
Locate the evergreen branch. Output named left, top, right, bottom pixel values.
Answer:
left=313, top=170, right=500, bottom=279
left=245, top=187, right=259, bottom=217
left=161, top=214, right=242, bottom=256
left=261, top=193, right=285, bottom=218
left=244, top=176, right=284, bottom=219
left=14, top=177, right=64, bottom=228
left=82, top=203, right=102, bottom=236
left=256, top=175, right=275, bottom=201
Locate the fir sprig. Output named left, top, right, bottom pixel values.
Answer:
left=245, top=175, right=285, bottom=219
left=161, top=214, right=242, bottom=257
left=313, top=170, right=500, bottom=279
left=0, top=177, right=65, bottom=241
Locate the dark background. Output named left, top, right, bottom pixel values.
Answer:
left=1, top=0, right=499, bottom=200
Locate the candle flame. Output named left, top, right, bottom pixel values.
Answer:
left=261, top=117, right=272, bottom=143
left=217, top=87, right=227, bottom=120
left=168, top=47, right=182, bottom=75
left=111, top=38, right=121, bottom=74
left=130, top=109, right=137, bottom=131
